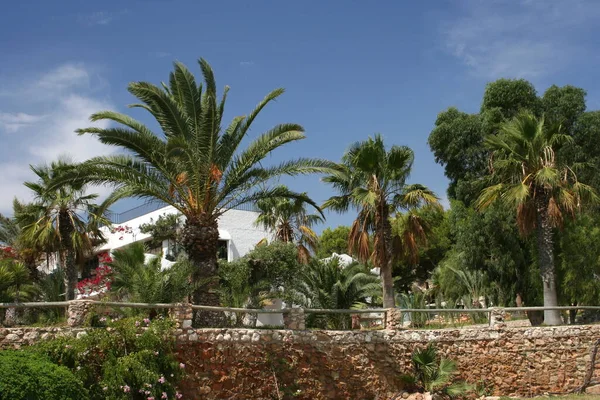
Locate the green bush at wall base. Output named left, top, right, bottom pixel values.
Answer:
left=0, top=350, right=89, bottom=400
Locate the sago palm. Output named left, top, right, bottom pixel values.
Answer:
left=22, top=161, right=108, bottom=300
left=293, top=259, right=381, bottom=329
left=477, top=111, right=598, bottom=325
left=255, top=188, right=324, bottom=263
left=109, top=242, right=192, bottom=305
left=67, top=58, right=333, bottom=323
left=323, top=134, right=439, bottom=308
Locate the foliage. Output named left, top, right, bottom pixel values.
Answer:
left=401, top=344, right=471, bottom=395
left=32, top=317, right=183, bottom=400
left=108, top=242, right=193, bottom=305
left=219, top=242, right=300, bottom=309
left=557, top=214, right=600, bottom=306
left=428, top=79, right=600, bottom=313
left=64, top=58, right=334, bottom=316
left=0, top=258, right=37, bottom=303
left=392, top=206, right=450, bottom=293
left=316, top=225, right=351, bottom=258
left=323, top=134, right=439, bottom=308
left=20, top=160, right=109, bottom=300
left=35, top=268, right=67, bottom=323
left=0, top=350, right=89, bottom=400
left=139, top=213, right=182, bottom=260
left=292, top=259, right=381, bottom=329
left=255, top=190, right=323, bottom=263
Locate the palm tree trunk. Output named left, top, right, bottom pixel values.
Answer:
left=535, top=196, right=562, bottom=326
left=376, top=200, right=395, bottom=309
left=181, top=213, right=223, bottom=326
left=59, top=210, right=77, bottom=301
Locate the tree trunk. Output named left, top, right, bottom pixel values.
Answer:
left=59, top=210, right=77, bottom=301
left=181, top=213, right=224, bottom=327
left=535, top=196, right=562, bottom=326
left=376, top=199, right=395, bottom=309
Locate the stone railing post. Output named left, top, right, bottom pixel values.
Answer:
left=170, top=303, right=193, bottom=330
left=283, top=307, right=305, bottom=330
left=488, top=307, right=506, bottom=328
left=67, top=300, right=94, bottom=327
left=385, top=308, right=403, bottom=330
left=351, top=313, right=361, bottom=330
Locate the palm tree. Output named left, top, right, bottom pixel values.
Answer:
left=22, top=161, right=108, bottom=300
left=293, top=259, right=381, bottom=329
left=401, top=344, right=471, bottom=396
left=255, top=189, right=324, bottom=263
left=323, top=134, right=440, bottom=308
left=477, top=111, right=598, bottom=325
left=66, top=59, right=332, bottom=323
left=1, top=202, right=49, bottom=280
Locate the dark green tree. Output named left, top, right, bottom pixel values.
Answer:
left=316, top=226, right=351, bottom=259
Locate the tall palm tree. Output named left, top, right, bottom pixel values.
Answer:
left=323, top=135, right=440, bottom=308
left=22, top=161, right=108, bottom=300
left=477, top=111, right=598, bottom=325
left=255, top=189, right=324, bottom=263
left=66, top=59, right=333, bottom=323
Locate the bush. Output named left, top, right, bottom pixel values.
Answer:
left=32, top=317, right=184, bottom=400
left=0, top=350, right=89, bottom=400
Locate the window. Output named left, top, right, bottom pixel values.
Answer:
left=217, top=240, right=228, bottom=261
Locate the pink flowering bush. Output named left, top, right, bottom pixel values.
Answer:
left=32, top=317, right=185, bottom=399
left=77, top=252, right=114, bottom=297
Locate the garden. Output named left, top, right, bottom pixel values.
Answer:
left=1, top=59, right=600, bottom=398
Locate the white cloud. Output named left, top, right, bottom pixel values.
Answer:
left=0, top=112, right=45, bottom=133
left=77, top=10, right=127, bottom=26
left=240, top=61, right=255, bottom=66
left=442, top=0, right=600, bottom=79
left=35, top=63, right=90, bottom=91
left=0, top=64, right=116, bottom=214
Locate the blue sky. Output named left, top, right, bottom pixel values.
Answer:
left=1, top=0, right=600, bottom=231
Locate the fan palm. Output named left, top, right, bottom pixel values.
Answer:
left=1, top=202, right=51, bottom=280
left=66, top=59, right=332, bottom=323
left=21, top=160, right=108, bottom=300
left=402, top=344, right=471, bottom=395
left=323, top=134, right=440, bottom=308
left=477, top=111, right=598, bottom=325
left=293, top=259, right=381, bottom=329
left=255, top=189, right=324, bottom=263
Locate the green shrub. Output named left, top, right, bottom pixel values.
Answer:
left=32, top=317, right=184, bottom=400
left=0, top=350, right=89, bottom=400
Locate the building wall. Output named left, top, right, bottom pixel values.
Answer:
left=3, top=324, right=600, bottom=398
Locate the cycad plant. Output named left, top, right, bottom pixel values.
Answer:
left=109, top=242, right=193, bottom=305
left=323, top=135, right=439, bottom=308
left=401, top=344, right=471, bottom=396
left=293, top=259, right=381, bottom=329
left=255, top=189, right=324, bottom=263
left=65, top=58, right=333, bottom=324
left=477, top=111, right=598, bottom=325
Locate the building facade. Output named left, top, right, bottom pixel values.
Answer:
left=99, top=202, right=270, bottom=268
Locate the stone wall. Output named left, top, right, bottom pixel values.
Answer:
left=2, top=324, right=600, bottom=399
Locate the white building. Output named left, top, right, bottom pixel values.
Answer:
left=100, top=202, right=269, bottom=268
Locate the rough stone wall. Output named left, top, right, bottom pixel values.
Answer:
left=177, top=326, right=600, bottom=399
left=2, top=325, right=600, bottom=399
